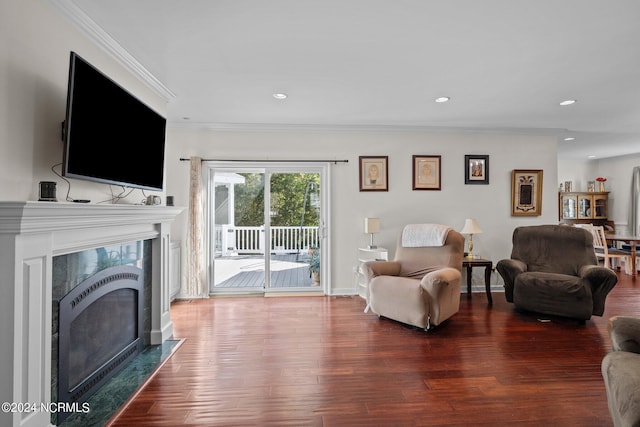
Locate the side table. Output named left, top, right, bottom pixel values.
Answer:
left=357, top=247, right=388, bottom=312
left=462, top=257, right=493, bottom=304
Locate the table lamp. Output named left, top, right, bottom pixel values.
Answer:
left=460, top=218, right=482, bottom=259
left=364, top=217, right=380, bottom=249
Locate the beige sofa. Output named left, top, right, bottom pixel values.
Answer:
left=602, top=316, right=640, bottom=427
left=363, top=224, right=464, bottom=329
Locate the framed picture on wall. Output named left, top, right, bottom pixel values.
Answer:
left=464, top=155, right=489, bottom=184
left=359, top=156, right=388, bottom=191
left=412, top=155, right=441, bottom=190
left=511, top=169, right=543, bottom=216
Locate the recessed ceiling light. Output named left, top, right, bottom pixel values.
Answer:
left=559, top=99, right=577, bottom=106
left=435, top=96, right=450, bottom=103
left=273, top=93, right=288, bottom=100
left=588, top=155, right=596, bottom=159
left=563, top=137, right=576, bottom=141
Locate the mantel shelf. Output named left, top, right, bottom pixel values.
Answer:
left=0, top=201, right=184, bottom=234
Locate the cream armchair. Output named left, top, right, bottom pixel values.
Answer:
left=363, top=224, right=464, bottom=329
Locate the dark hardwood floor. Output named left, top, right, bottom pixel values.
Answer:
left=108, top=271, right=640, bottom=426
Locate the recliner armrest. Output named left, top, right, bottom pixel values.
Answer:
left=496, top=259, right=527, bottom=277
left=420, top=268, right=462, bottom=326
left=420, top=267, right=462, bottom=294
left=609, top=316, right=640, bottom=353
left=580, top=265, right=618, bottom=316
left=496, top=259, right=527, bottom=302
left=363, top=260, right=401, bottom=280
left=579, top=264, right=611, bottom=279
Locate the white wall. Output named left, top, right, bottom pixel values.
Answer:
left=166, top=128, right=559, bottom=294
left=558, top=159, right=592, bottom=193
left=0, top=0, right=167, bottom=203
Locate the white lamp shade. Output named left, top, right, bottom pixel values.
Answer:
left=364, top=217, right=380, bottom=234
left=460, top=218, right=482, bottom=235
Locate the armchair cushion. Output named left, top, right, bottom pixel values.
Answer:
left=514, top=272, right=592, bottom=320
left=369, top=276, right=430, bottom=328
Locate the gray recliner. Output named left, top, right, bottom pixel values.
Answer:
left=496, top=224, right=618, bottom=321
left=602, top=316, right=640, bottom=427
left=364, top=224, right=464, bottom=329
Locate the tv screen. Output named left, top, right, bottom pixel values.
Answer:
left=63, top=52, right=166, bottom=191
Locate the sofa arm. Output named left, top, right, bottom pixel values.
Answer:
left=580, top=265, right=618, bottom=316
left=496, top=259, right=527, bottom=302
left=602, top=351, right=640, bottom=427
left=609, top=316, right=640, bottom=353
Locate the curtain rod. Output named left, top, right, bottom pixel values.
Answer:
left=179, top=158, right=348, bottom=164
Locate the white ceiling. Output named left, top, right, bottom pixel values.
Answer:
left=61, top=0, right=640, bottom=160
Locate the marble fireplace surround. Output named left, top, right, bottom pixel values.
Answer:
left=0, top=202, right=183, bottom=427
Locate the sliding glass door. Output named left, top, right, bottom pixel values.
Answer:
left=206, top=163, right=327, bottom=295
left=211, top=170, right=266, bottom=291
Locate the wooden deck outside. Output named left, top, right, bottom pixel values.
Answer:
left=214, top=254, right=315, bottom=288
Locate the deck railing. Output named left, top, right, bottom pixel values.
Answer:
left=215, top=225, right=320, bottom=256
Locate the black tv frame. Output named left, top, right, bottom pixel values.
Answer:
left=62, top=52, right=166, bottom=192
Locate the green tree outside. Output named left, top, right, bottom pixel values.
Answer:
left=234, top=173, right=320, bottom=227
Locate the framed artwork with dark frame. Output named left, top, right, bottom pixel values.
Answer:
left=511, top=169, right=543, bottom=216
left=412, top=155, right=441, bottom=190
left=464, top=155, right=489, bottom=184
left=359, top=156, right=388, bottom=191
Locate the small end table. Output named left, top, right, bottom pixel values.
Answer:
left=462, top=257, right=493, bottom=304
left=357, top=247, right=388, bottom=313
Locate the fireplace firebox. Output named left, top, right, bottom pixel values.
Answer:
left=56, top=265, right=144, bottom=423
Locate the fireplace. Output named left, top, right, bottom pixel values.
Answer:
left=55, top=263, right=144, bottom=424
left=0, top=202, right=182, bottom=427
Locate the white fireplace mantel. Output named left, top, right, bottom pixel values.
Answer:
left=0, top=201, right=184, bottom=427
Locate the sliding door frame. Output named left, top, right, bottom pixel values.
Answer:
left=203, top=161, right=331, bottom=295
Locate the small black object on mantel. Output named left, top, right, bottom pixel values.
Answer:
left=39, top=181, right=57, bottom=202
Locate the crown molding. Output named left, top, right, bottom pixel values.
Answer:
left=167, top=121, right=567, bottom=136
left=49, top=0, right=175, bottom=101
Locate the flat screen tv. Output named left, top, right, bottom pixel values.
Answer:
left=62, top=52, right=166, bottom=191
